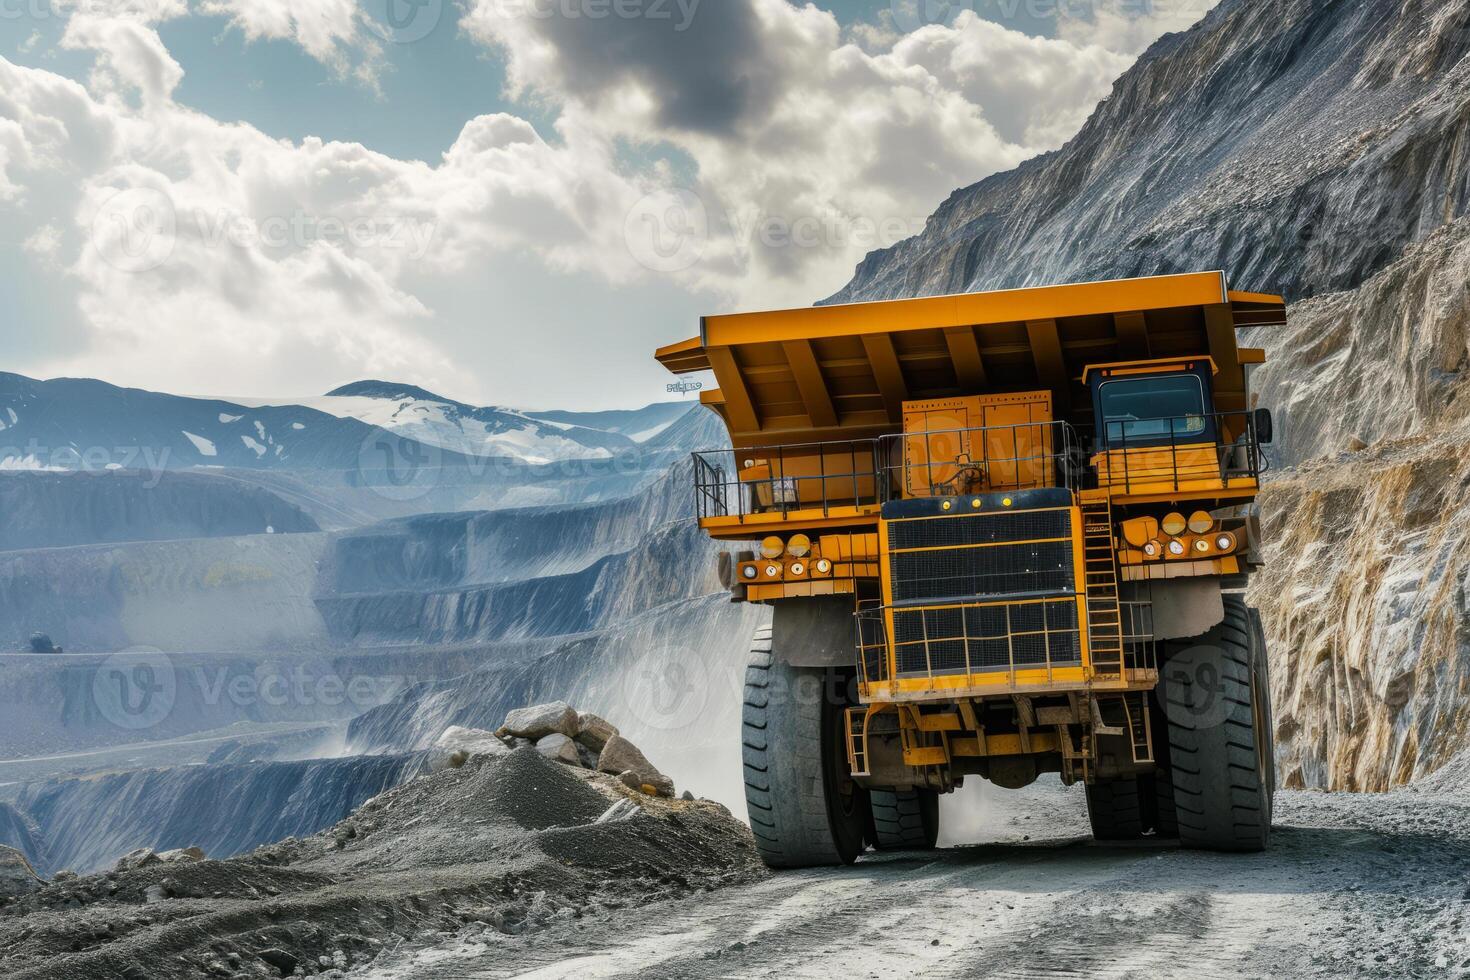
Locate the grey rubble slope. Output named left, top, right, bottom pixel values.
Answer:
left=828, top=0, right=1470, bottom=307
left=0, top=749, right=763, bottom=980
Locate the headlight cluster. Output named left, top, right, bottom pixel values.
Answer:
left=1141, top=511, right=1238, bottom=561
left=740, top=534, right=834, bottom=583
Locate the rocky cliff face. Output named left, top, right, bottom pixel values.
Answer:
left=826, top=0, right=1470, bottom=791
left=1247, top=218, right=1470, bottom=791
left=828, top=0, right=1470, bottom=307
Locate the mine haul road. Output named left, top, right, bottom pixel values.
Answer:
left=358, top=779, right=1470, bottom=980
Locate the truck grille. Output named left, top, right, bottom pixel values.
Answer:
left=874, top=500, right=1083, bottom=679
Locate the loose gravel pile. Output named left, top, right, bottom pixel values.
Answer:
left=0, top=747, right=764, bottom=979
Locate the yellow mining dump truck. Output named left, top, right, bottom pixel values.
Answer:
left=657, top=272, right=1285, bottom=866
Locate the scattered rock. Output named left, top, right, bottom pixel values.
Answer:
left=599, top=736, right=674, bottom=797
left=52, top=870, right=77, bottom=882
left=0, top=845, right=43, bottom=898
left=434, top=726, right=514, bottom=769
left=574, top=713, right=619, bottom=752
left=143, top=884, right=166, bottom=904
left=159, top=847, right=206, bottom=864
left=115, top=848, right=162, bottom=872
left=258, top=947, right=298, bottom=976
left=501, top=701, right=579, bottom=741
left=681, top=790, right=695, bottom=801
left=535, top=734, right=583, bottom=767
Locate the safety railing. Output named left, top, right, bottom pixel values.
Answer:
left=1119, top=599, right=1158, bottom=674
left=1095, top=410, right=1266, bottom=494
left=691, top=439, right=886, bottom=520
left=691, top=420, right=1085, bottom=521
left=855, top=594, right=1086, bottom=690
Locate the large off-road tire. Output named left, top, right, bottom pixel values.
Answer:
left=1086, top=778, right=1145, bottom=840
left=869, top=789, right=940, bottom=850
left=742, top=623, right=869, bottom=868
left=1161, top=596, right=1274, bottom=853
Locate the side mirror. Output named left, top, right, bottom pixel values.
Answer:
left=1253, top=408, right=1275, bottom=445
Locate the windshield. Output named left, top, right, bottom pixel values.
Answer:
left=1099, top=374, right=1207, bottom=444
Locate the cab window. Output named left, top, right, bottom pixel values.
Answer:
left=1098, top=374, right=1207, bottom=444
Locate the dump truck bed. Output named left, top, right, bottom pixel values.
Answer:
left=656, top=272, right=1286, bottom=450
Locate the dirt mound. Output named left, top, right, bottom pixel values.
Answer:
left=0, top=748, right=763, bottom=979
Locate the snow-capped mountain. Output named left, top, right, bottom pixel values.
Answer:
left=242, top=381, right=643, bottom=465
left=0, top=373, right=697, bottom=472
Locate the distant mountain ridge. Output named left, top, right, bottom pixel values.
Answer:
left=0, top=372, right=697, bottom=473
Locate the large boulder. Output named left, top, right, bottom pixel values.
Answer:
left=114, top=848, right=161, bottom=873
left=501, top=702, right=579, bottom=741
left=435, top=726, right=514, bottom=770
left=0, top=845, right=42, bottom=898
left=534, top=734, right=583, bottom=767
left=597, top=735, right=674, bottom=797
left=574, top=713, right=619, bottom=752
left=159, top=847, right=206, bottom=864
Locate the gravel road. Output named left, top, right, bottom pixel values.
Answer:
left=354, top=779, right=1470, bottom=980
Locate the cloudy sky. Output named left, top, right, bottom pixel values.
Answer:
left=0, top=0, right=1218, bottom=411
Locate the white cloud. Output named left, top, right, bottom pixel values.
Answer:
left=61, top=13, right=185, bottom=106
left=0, top=0, right=1148, bottom=407
left=1057, top=0, right=1223, bottom=57
left=461, top=0, right=1128, bottom=305
left=199, top=0, right=386, bottom=86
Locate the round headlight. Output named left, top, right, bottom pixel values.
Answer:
left=763, top=562, right=781, bottom=578
left=1188, top=511, right=1214, bottom=534
left=1167, top=539, right=1186, bottom=557
left=786, top=534, right=812, bottom=558
left=1161, top=512, right=1188, bottom=536
left=789, top=562, right=806, bottom=577
left=741, top=565, right=757, bottom=580
left=1216, top=532, right=1237, bottom=553
left=760, top=536, right=784, bottom=560
left=1193, top=538, right=1211, bottom=554
left=1142, top=540, right=1161, bottom=559
left=815, top=558, right=832, bottom=574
